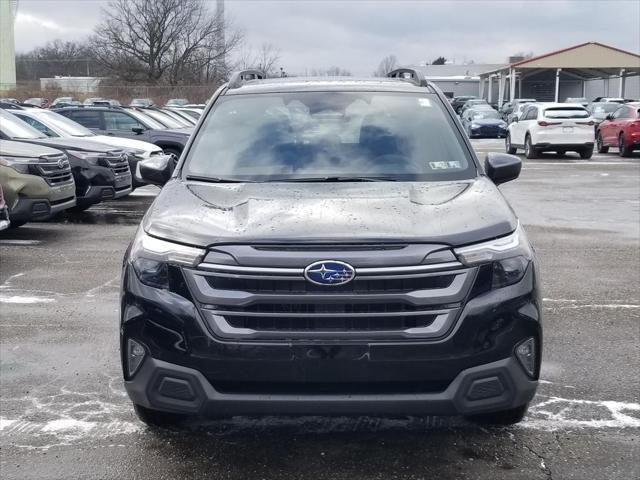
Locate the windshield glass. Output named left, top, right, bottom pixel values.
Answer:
left=590, top=103, right=622, bottom=116
left=0, top=110, right=47, bottom=139
left=138, top=110, right=183, bottom=128
left=37, top=110, right=95, bottom=136
left=472, top=111, right=501, bottom=120
left=185, top=92, right=475, bottom=182
left=544, top=107, right=589, bottom=119
left=126, top=109, right=165, bottom=129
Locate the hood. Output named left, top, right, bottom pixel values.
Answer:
left=143, top=177, right=517, bottom=248
left=92, top=135, right=161, bottom=153
left=14, top=136, right=124, bottom=153
left=471, top=118, right=506, bottom=126
left=0, top=139, right=65, bottom=158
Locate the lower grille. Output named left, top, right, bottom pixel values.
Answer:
left=224, top=314, right=437, bottom=332
left=214, top=380, right=449, bottom=395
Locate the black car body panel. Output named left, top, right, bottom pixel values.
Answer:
left=120, top=74, right=541, bottom=421
left=143, top=178, right=516, bottom=247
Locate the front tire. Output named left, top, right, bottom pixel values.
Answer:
left=466, top=403, right=529, bottom=426
left=524, top=135, right=537, bottom=159
left=596, top=132, right=609, bottom=153
left=133, top=403, right=188, bottom=428
left=619, top=134, right=633, bottom=157
left=505, top=134, right=517, bottom=154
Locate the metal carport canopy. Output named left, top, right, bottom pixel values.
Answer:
left=479, top=42, right=640, bottom=106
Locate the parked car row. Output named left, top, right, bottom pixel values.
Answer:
left=0, top=100, right=195, bottom=228
left=0, top=96, right=206, bottom=110
left=504, top=101, right=639, bottom=159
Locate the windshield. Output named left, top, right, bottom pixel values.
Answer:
left=35, top=110, right=95, bottom=137
left=126, top=109, right=166, bottom=129
left=0, top=110, right=47, bottom=139
left=472, top=111, right=501, bottom=120
left=544, top=107, right=589, bottom=119
left=590, top=103, right=622, bottom=116
left=184, top=92, right=475, bottom=182
left=138, top=109, right=183, bottom=128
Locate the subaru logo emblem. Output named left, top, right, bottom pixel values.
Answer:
left=304, top=260, right=355, bottom=286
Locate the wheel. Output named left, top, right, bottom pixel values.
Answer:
left=524, top=135, right=537, bottom=159
left=596, top=132, right=609, bottom=153
left=579, top=146, right=593, bottom=159
left=466, top=404, right=529, bottom=426
left=619, top=134, right=633, bottom=157
left=505, top=134, right=517, bottom=154
left=8, top=219, right=27, bottom=229
left=133, top=403, right=188, bottom=428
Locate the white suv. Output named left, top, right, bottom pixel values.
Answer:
left=506, top=103, right=595, bottom=159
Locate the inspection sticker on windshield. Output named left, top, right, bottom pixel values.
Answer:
left=430, top=161, right=462, bottom=170
left=418, top=98, right=432, bottom=107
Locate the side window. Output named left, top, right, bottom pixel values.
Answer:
left=520, top=107, right=531, bottom=120
left=525, top=107, right=538, bottom=121
left=611, top=107, right=625, bottom=119
left=17, top=116, right=55, bottom=136
left=104, top=111, right=144, bottom=131
left=67, top=111, right=102, bottom=129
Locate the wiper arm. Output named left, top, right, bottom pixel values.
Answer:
left=275, top=176, right=397, bottom=183
left=185, top=174, right=254, bottom=183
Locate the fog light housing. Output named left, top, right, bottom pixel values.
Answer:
left=127, top=338, right=146, bottom=377
left=515, top=337, right=536, bottom=378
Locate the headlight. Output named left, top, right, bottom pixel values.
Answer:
left=129, top=229, right=205, bottom=288
left=471, top=123, right=480, bottom=129
left=0, top=155, right=31, bottom=173
left=127, top=148, right=148, bottom=160
left=68, top=150, right=102, bottom=164
left=454, top=223, right=533, bottom=288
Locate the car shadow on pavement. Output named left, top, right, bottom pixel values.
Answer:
left=132, top=416, right=550, bottom=479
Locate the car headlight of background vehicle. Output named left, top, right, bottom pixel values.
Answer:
left=454, top=223, right=533, bottom=288
left=0, top=155, right=32, bottom=173
left=129, top=229, right=205, bottom=288
left=68, top=150, right=103, bottom=164
left=471, top=123, right=480, bottom=129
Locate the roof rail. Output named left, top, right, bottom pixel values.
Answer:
left=228, top=69, right=266, bottom=89
left=387, top=68, right=425, bottom=86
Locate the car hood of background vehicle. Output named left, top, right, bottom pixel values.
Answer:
left=143, top=177, right=517, bottom=247
left=92, top=135, right=161, bottom=153
left=0, top=139, right=64, bottom=157
left=19, top=137, right=123, bottom=153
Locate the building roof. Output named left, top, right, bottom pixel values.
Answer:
left=480, top=42, right=640, bottom=78
left=412, top=64, right=504, bottom=78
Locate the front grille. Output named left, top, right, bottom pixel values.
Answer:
left=31, top=153, right=73, bottom=186
left=205, top=274, right=456, bottom=294
left=214, top=380, right=449, bottom=395
left=100, top=154, right=131, bottom=176
left=183, top=244, right=476, bottom=341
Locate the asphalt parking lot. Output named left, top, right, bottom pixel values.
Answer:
left=1, top=139, right=638, bottom=480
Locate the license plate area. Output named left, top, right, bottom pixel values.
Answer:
left=563, top=126, right=574, bottom=133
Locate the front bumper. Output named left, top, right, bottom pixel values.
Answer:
left=125, top=355, right=537, bottom=417
left=121, top=261, right=542, bottom=417
left=9, top=195, right=76, bottom=223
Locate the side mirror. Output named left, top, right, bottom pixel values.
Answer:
left=132, top=126, right=145, bottom=134
left=605, top=114, right=614, bottom=121
left=485, top=152, right=521, bottom=185
left=139, top=155, right=174, bottom=186
left=511, top=116, right=518, bottom=123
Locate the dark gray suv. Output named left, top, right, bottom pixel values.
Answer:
left=121, top=70, right=541, bottom=427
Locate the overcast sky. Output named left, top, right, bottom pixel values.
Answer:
left=13, top=0, right=640, bottom=75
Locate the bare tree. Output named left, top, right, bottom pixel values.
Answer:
left=237, top=43, right=281, bottom=77
left=90, top=0, right=242, bottom=84
left=373, top=54, right=397, bottom=77
left=16, top=40, right=105, bottom=81
left=309, top=66, right=352, bottom=77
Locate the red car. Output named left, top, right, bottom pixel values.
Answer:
left=596, top=102, right=640, bottom=157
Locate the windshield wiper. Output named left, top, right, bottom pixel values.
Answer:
left=274, top=176, right=397, bottom=183
left=185, top=174, right=254, bottom=183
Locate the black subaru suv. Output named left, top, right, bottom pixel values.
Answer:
left=0, top=110, right=131, bottom=210
left=122, top=70, right=541, bottom=427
